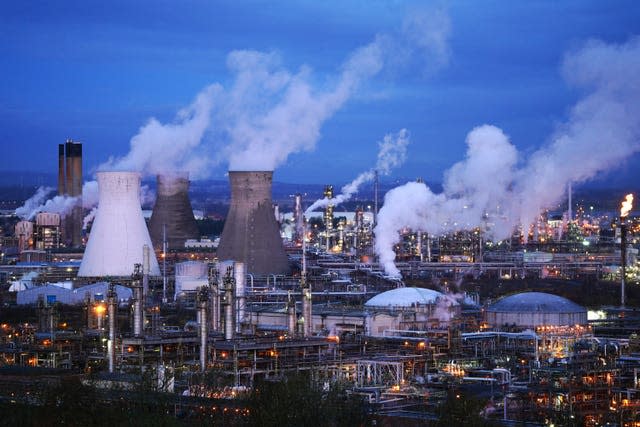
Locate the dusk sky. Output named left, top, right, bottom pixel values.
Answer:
left=2, top=0, right=640, bottom=186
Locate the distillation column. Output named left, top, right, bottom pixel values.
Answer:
left=132, top=264, right=144, bottom=337
left=197, top=286, right=209, bottom=372
left=107, top=284, right=117, bottom=373
left=222, top=266, right=235, bottom=341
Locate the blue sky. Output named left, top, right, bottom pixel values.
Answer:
left=1, top=0, right=639, bottom=185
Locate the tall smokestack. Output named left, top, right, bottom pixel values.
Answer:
left=60, top=140, right=83, bottom=247
left=58, top=144, right=65, bottom=196
left=217, top=171, right=289, bottom=275
left=79, top=171, right=160, bottom=277
left=148, top=173, right=199, bottom=251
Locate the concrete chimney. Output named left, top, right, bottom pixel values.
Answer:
left=148, top=173, right=199, bottom=251
left=217, top=171, right=289, bottom=275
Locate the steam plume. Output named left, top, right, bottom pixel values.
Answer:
left=305, top=129, right=410, bottom=214
left=376, top=36, right=640, bottom=277
left=15, top=187, right=54, bottom=219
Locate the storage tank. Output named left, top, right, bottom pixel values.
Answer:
left=174, top=261, right=209, bottom=300
left=486, top=292, right=587, bottom=329
left=78, top=171, right=160, bottom=277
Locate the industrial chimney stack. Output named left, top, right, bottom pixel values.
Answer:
left=58, top=140, right=83, bottom=247
left=148, top=173, right=200, bottom=251
left=217, top=171, right=289, bottom=275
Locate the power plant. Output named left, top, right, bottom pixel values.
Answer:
left=148, top=172, right=200, bottom=251
left=78, top=171, right=160, bottom=277
left=58, top=139, right=83, bottom=247
left=4, top=151, right=640, bottom=427
left=216, top=171, right=289, bottom=275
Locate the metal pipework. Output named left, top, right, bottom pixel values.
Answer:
left=107, top=284, right=117, bottom=373
left=132, top=263, right=143, bottom=337
left=197, top=286, right=209, bottom=372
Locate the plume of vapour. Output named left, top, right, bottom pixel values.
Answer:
left=83, top=207, right=98, bottom=230
left=512, top=36, right=640, bottom=232
left=99, top=85, right=218, bottom=179
left=214, top=7, right=449, bottom=172
left=375, top=36, right=640, bottom=277
left=19, top=7, right=450, bottom=222
left=15, top=187, right=55, bottom=219
left=305, top=129, right=410, bottom=214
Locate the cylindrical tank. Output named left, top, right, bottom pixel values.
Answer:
left=486, top=292, right=588, bottom=329
left=78, top=171, right=160, bottom=277
left=174, top=261, right=209, bottom=300
left=216, top=171, right=289, bottom=275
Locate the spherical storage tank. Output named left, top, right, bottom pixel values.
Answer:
left=486, top=292, right=587, bottom=329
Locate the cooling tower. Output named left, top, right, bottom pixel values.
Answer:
left=78, top=171, right=160, bottom=277
left=217, top=171, right=289, bottom=275
left=148, top=173, right=199, bottom=251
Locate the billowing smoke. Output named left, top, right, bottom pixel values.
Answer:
left=512, top=36, right=640, bottom=232
left=99, top=85, right=218, bottom=179
left=376, top=36, right=640, bottom=277
left=305, top=129, right=410, bottom=214
left=16, top=180, right=101, bottom=222
left=15, top=187, right=55, bottom=219
left=82, top=207, right=98, bottom=230
left=18, top=7, right=450, bottom=224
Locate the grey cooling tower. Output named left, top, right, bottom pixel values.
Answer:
left=217, top=171, right=289, bottom=275
left=148, top=173, right=200, bottom=250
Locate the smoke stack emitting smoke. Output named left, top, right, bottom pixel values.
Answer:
left=376, top=36, right=640, bottom=277
left=305, top=129, right=410, bottom=214
left=16, top=7, right=450, bottom=221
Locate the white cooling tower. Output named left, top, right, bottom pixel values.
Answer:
left=78, top=171, right=160, bottom=277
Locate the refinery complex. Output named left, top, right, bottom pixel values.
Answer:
left=0, top=141, right=640, bottom=426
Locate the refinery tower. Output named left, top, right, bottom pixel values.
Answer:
left=217, top=171, right=289, bottom=275
left=148, top=173, right=199, bottom=251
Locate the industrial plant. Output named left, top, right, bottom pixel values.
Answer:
left=1, top=143, right=640, bottom=427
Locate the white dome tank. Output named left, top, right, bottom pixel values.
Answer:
left=78, top=171, right=160, bottom=277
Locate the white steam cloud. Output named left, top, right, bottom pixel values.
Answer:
left=17, top=7, right=450, bottom=223
left=15, top=187, right=55, bottom=219
left=376, top=36, right=640, bottom=277
left=99, top=85, right=218, bottom=179
left=305, top=129, right=410, bottom=214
